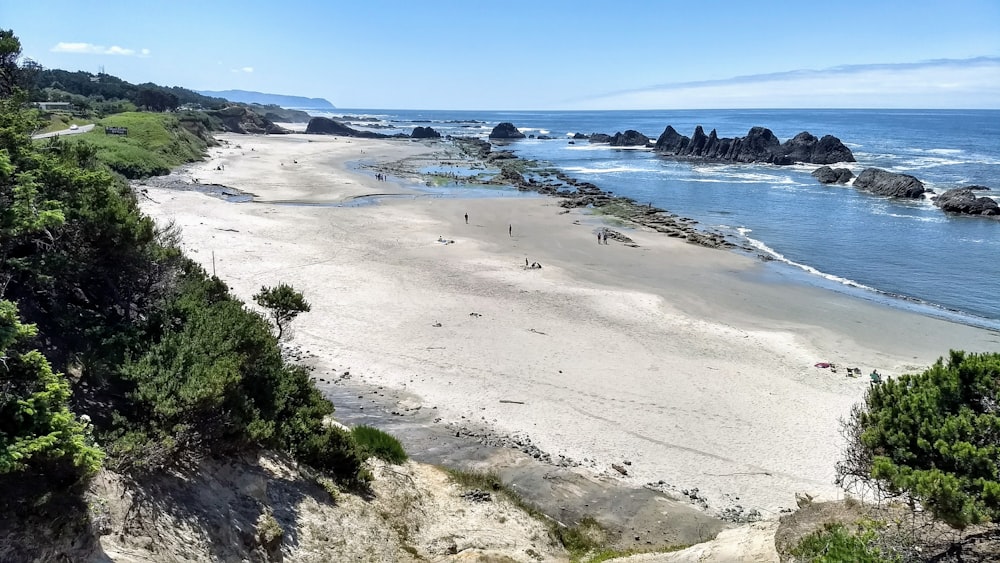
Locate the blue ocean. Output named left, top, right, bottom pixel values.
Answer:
left=305, top=108, right=1000, bottom=330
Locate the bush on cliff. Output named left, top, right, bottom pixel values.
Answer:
left=0, top=301, right=103, bottom=507
left=837, top=350, right=1000, bottom=528
left=108, top=262, right=365, bottom=481
left=352, top=425, right=408, bottom=464
left=2, top=29, right=366, bottom=496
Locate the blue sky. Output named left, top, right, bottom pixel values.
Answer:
left=4, top=0, right=999, bottom=109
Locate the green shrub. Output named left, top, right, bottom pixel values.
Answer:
left=0, top=301, right=103, bottom=505
left=107, top=266, right=366, bottom=482
left=791, top=522, right=900, bottom=563
left=838, top=351, right=1000, bottom=528
left=351, top=425, right=408, bottom=464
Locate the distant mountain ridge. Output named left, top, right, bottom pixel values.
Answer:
left=196, top=89, right=335, bottom=109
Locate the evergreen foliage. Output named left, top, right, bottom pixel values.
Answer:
left=0, top=300, right=102, bottom=505
left=838, top=351, right=1000, bottom=528
left=1, top=29, right=367, bottom=505
left=254, top=283, right=311, bottom=341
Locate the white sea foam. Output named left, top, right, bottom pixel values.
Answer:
left=737, top=228, right=877, bottom=291
left=563, top=165, right=652, bottom=174
left=690, top=169, right=802, bottom=185
left=565, top=144, right=615, bottom=151
left=869, top=209, right=946, bottom=222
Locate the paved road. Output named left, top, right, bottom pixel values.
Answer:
left=31, top=123, right=95, bottom=139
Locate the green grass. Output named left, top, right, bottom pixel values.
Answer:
left=67, top=111, right=210, bottom=178
left=350, top=425, right=407, bottom=464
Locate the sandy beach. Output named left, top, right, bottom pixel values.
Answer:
left=138, top=133, right=1000, bottom=517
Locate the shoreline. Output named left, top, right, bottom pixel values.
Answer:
left=137, top=132, right=1000, bottom=520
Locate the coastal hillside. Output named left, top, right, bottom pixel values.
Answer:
left=197, top=89, right=336, bottom=109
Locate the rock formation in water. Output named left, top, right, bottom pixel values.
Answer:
left=653, top=125, right=855, bottom=165
left=811, top=166, right=855, bottom=184
left=608, top=130, right=652, bottom=147
left=853, top=168, right=927, bottom=198
left=933, top=186, right=999, bottom=217
left=488, top=122, right=526, bottom=140
left=411, top=126, right=441, bottom=139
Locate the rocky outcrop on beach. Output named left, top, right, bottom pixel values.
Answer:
left=449, top=137, right=735, bottom=249
left=812, top=166, right=855, bottom=184
left=411, top=126, right=441, bottom=139
left=933, top=187, right=999, bottom=217
left=488, top=122, right=526, bottom=140
left=654, top=125, right=855, bottom=165
left=609, top=130, right=652, bottom=147
left=853, top=168, right=928, bottom=198
left=208, top=106, right=289, bottom=135
left=305, top=116, right=392, bottom=138
left=589, top=133, right=613, bottom=143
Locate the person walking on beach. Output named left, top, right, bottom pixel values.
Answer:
left=509, top=224, right=512, bottom=237
left=465, top=213, right=469, bottom=224
left=597, top=231, right=601, bottom=244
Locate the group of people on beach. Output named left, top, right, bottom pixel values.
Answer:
left=375, top=172, right=387, bottom=181
left=597, top=229, right=610, bottom=244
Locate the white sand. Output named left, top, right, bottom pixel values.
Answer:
left=138, top=133, right=1000, bottom=516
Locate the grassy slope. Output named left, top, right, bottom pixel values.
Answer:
left=70, top=112, right=211, bottom=178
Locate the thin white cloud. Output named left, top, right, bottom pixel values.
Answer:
left=50, top=42, right=150, bottom=57
left=230, top=66, right=254, bottom=73
left=572, top=58, right=1000, bottom=110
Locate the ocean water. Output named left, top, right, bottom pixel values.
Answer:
left=301, top=108, right=1000, bottom=330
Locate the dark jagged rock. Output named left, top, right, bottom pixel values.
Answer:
left=655, top=126, right=689, bottom=154
left=305, top=116, right=389, bottom=138
left=411, top=126, right=441, bottom=139
left=934, top=187, right=999, bottom=217
left=609, top=130, right=651, bottom=147
left=654, top=125, right=854, bottom=165
left=812, top=166, right=854, bottom=184
left=589, top=133, right=613, bottom=143
left=496, top=166, right=527, bottom=187
left=572, top=133, right=588, bottom=140
left=853, top=168, right=927, bottom=198
left=488, top=122, right=526, bottom=139
left=208, top=106, right=288, bottom=135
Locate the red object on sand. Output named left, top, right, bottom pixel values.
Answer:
left=814, top=362, right=831, bottom=368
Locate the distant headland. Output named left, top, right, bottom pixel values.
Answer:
left=196, top=89, right=336, bottom=109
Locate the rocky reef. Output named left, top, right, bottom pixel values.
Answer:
left=488, top=122, right=526, bottom=140
left=934, top=186, right=999, bottom=217
left=853, top=168, right=927, bottom=198
left=608, top=130, right=652, bottom=147
left=654, top=125, right=855, bottom=165
left=811, top=166, right=855, bottom=184
left=450, top=138, right=736, bottom=250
